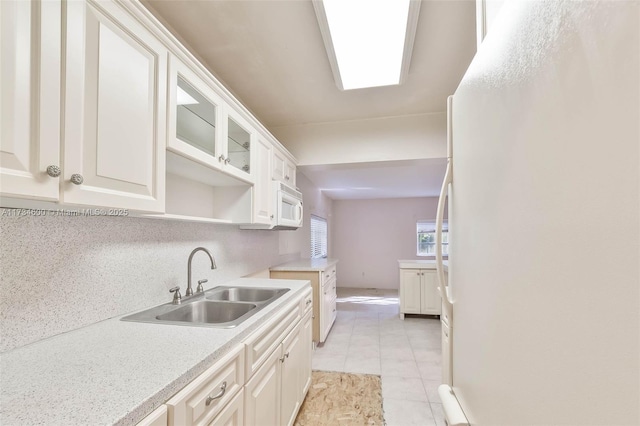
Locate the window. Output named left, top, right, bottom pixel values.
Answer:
left=310, top=215, right=328, bottom=259
left=417, top=220, right=448, bottom=256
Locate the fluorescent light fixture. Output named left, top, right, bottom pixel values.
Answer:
left=313, top=0, right=421, bottom=90
left=176, top=86, right=199, bottom=106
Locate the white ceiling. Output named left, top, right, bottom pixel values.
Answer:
left=143, top=0, right=476, bottom=199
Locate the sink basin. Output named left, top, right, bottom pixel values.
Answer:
left=121, top=285, right=290, bottom=328
left=156, top=300, right=257, bottom=324
left=206, top=287, right=288, bottom=302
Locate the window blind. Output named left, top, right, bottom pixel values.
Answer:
left=310, top=215, right=328, bottom=259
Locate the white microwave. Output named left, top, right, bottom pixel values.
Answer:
left=273, top=181, right=303, bottom=229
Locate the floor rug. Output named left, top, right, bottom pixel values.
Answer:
left=294, top=370, right=384, bottom=426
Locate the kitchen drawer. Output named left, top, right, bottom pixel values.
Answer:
left=167, top=344, right=244, bottom=426
left=209, top=388, right=244, bottom=426
left=244, top=297, right=301, bottom=379
left=322, top=266, right=337, bottom=283
left=299, top=287, right=313, bottom=315
left=137, top=405, right=168, bottom=426
left=322, top=276, right=336, bottom=298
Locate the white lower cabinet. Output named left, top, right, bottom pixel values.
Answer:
left=147, top=288, right=312, bottom=426
left=280, top=311, right=312, bottom=426
left=166, top=344, right=245, bottom=426
left=245, top=310, right=312, bottom=426
left=209, top=389, right=244, bottom=426
left=244, top=335, right=282, bottom=426
left=137, top=405, right=168, bottom=426
left=399, top=268, right=441, bottom=318
left=320, top=275, right=337, bottom=342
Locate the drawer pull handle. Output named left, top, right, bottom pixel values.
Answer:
left=306, top=299, right=312, bottom=305
left=205, top=381, right=227, bottom=406
left=279, top=352, right=290, bottom=363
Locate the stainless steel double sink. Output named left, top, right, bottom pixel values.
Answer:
left=121, top=286, right=289, bottom=328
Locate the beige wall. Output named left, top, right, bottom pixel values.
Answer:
left=332, top=197, right=441, bottom=290
left=272, top=113, right=446, bottom=166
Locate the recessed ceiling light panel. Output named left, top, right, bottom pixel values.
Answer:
left=313, top=0, right=421, bottom=90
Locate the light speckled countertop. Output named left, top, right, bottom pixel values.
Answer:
left=398, top=259, right=448, bottom=271
left=270, top=258, right=339, bottom=272
left=0, top=278, right=310, bottom=426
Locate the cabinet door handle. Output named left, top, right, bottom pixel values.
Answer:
left=306, top=299, right=312, bottom=305
left=416, top=272, right=421, bottom=276
left=205, top=381, right=227, bottom=406
left=46, top=165, right=61, bottom=178
left=218, top=155, right=226, bottom=163
left=279, top=352, right=290, bottom=363
left=70, top=174, right=83, bottom=185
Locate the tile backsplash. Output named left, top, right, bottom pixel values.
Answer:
left=0, top=210, right=298, bottom=353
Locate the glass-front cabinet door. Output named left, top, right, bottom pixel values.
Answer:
left=223, top=107, right=253, bottom=180
left=176, top=76, right=216, bottom=156
left=167, top=56, right=223, bottom=168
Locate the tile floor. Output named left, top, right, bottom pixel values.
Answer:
left=312, top=288, right=445, bottom=426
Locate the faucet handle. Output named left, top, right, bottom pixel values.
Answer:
left=196, top=279, right=208, bottom=293
left=169, top=286, right=182, bottom=304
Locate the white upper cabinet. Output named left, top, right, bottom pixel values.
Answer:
left=252, top=137, right=274, bottom=225
left=168, top=55, right=224, bottom=170
left=0, top=0, right=61, bottom=201
left=224, top=107, right=254, bottom=182
left=1, top=0, right=297, bottom=222
left=272, top=147, right=296, bottom=187
left=168, top=53, right=254, bottom=183
left=63, top=0, right=167, bottom=212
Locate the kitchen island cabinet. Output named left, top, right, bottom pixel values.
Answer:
left=270, top=258, right=338, bottom=344
left=398, top=260, right=442, bottom=319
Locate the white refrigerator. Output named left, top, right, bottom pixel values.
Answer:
left=436, top=1, right=639, bottom=425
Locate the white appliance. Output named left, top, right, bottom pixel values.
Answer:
left=273, top=181, right=303, bottom=230
left=436, top=95, right=454, bottom=388
left=436, top=2, right=639, bottom=425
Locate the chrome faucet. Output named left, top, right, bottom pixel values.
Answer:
left=187, top=247, right=217, bottom=296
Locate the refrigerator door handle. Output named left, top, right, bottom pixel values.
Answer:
left=437, top=95, right=454, bottom=307
left=436, top=160, right=452, bottom=306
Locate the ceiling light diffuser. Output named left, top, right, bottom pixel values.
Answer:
left=313, top=0, right=421, bottom=90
